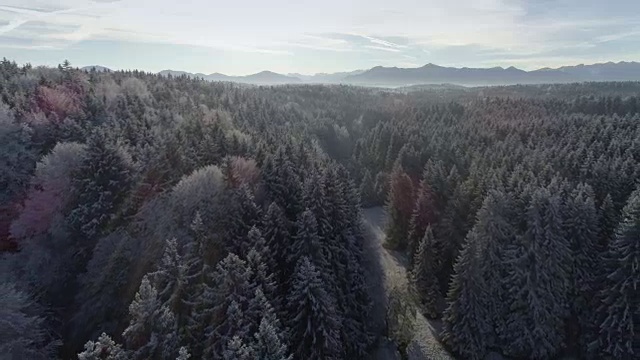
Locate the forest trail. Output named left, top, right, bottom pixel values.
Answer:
left=362, top=207, right=455, bottom=360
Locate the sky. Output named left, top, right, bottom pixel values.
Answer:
left=0, top=0, right=639, bottom=75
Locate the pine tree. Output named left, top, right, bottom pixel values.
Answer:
left=221, top=184, right=261, bottom=255
left=202, top=253, right=253, bottom=359
left=384, top=165, right=414, bottom=250
left=593, top=188, right=640, bottom=358
left=122, top=275, right=177, bottom=359
left=150, top=238, right=188, bottom=324
left=222, top=336, right=254, bottom=360
left=259, top=202, right=292, bottom=285
left=248, top=289, right=291, bottom=360
left=252, top=317, right=292, bottom=360
left=411, top=226, right=442, bottom=318
left=67, top=130, right=132, bottom=240
left=598, top=194, right=618, bottom=249
left=287, top=257, right=342, bottom=360
left=176, top=346, right=190, bottom=360
left=564, top=184, right=600, bottom=353
left=407, top=176, right=438, bottom=270
left=499, top=189, right=570, bottom=359
left=442, top=231, right=492, bottom=360
left=287, top=210, right=324, bottom=275
left=78, top=333, right=127, bottom=360
left=261, top=147, right=303, bottom=221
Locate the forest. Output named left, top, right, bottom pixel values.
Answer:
left=0, top=58, right=638, bottom=360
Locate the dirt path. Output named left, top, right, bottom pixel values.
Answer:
left=362, top=207, right=454, bottom=360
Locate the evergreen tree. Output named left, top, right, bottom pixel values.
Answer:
left=222, top=336, right=254, bottom=360
left=202, top=253, right=253, bottom=359
left=411, top=226, right=442, bottom=318
left=78, top=333, right=127, bottom=360
left=287, top=210, right=324, bottom=275
left=67, top=130, right=132, bottom=241
left=564, top=184, right=600, bottom=353
left=598, top=194, right=618, bottom=249
left=261, top=147, right=303, bottom=221
left=150, top=238, right=188, bottom=324
left=221, top=184, right=261, bottom=255
left=406, top=175, right=438, bottom=270
left=593, top=188, right=640, bottom=358
left=122, top=275, right=177, bottom=359
left=287, top=257, right=342, bottom=360
left=248, top=288, right=291, bottom=360
left=259, top=202, right=292, bottom=284
left=499, top=189, right=570, bottom=359
left=442, top=231, right=492, bottom=360
left=384, top=165, right=414, bottom=250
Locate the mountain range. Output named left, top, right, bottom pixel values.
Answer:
left=83, top=61, right=640, bottom=87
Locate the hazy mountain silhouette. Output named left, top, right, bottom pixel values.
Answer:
left=158, top=69, right=299, bottom=85
left=138, top=61, right=640, bottom=86
left=345, top=61, right=640, bottom=86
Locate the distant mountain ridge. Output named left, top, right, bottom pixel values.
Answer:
left=157, top=70, right=300, bottom=85
left=87, top=61, right=640, bottom=86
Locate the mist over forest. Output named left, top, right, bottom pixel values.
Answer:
left=0, top=59, right=638, bottom=360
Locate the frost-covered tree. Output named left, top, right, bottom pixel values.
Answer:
left=221, top=184, right=261, bottom=255
left=385, top=165, right=414, bottom=250
left=499, top=189, right=570, bottom=359
left=442, top=232, right=492, bottom=360
left=247, top=288, right=290, bottom=360
left=259, top=202, right=291, bottom=283
left=0, top=282, right=58, bottom=359
left=200, top=253, right=253, bottom=358
left=411, top=226, right=442, bottom=318
left=406, top=175, right=438, bottom=270
left=287, top=210, right=324, bottom=275
left=261, top=147, right=303, bottom=221
left=67, top=130, right=132, bottom=240
left=287, top=257, right=342, bottom=360
left=222, top=336, right=254, bottom=360
left=563, top=184, right=600, bottom=352
left=593, top=188, right=640, bottom=358
left=10, top=141, right=86, bottom=240
left=78, top=333, right=127, bottom=360
left=122, top=275, right=177, bottom=359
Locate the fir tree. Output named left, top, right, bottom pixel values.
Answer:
left=411, top=226, right=442, bottom=318
left=384, top=165, right=414, bottom=250
left=287, top=210, right=324, bottom=275
left=67, top=130, right=132, bottom=241
left=221, top=184, right=261, bottom=255
left=78, top=333, right=127, bottom=360
left=407, top=176, right=438, bottom=270
left=202, top=253, right=253, bottom=359
left=287, top=257, right=342, bottom=360
left=593, top=188, right=640, bottom=358
left=122, top=275, right=177, bottom=359
left=259, top=202, right=292, bottom=284
left=442, top=231, right=492, bottom=360
left=499, top=189, right=570, bottom=359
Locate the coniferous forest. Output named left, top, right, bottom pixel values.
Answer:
left=0, top=59, right=638, bottom=360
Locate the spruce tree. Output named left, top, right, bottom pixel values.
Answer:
left=442, top=231, right=492, bottom=360
left=407, top=176, right=438, bottom=270
left=385, top=165, right=414, bottom=250
left=78, top=333, right=127, bottom=360
left=287, top=257, right=342, bottom=360
left=202, top=253, right=253, bottom=359
left=122, top=275, right=177, bottom=359
left=499, top=189, right=570, bottom=359
left=259, top=202, right=292, bottom=283
left=594, top=188, right=640, bottom=358
left=411, top=226, right=442, bottom=318
left=67, top=130, right=132, bottom=240
left=564, top=184, right=600, bottom=353
left=287, top=210, right=324, bottom=276
left=221, top=184, right=261, bottom=255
